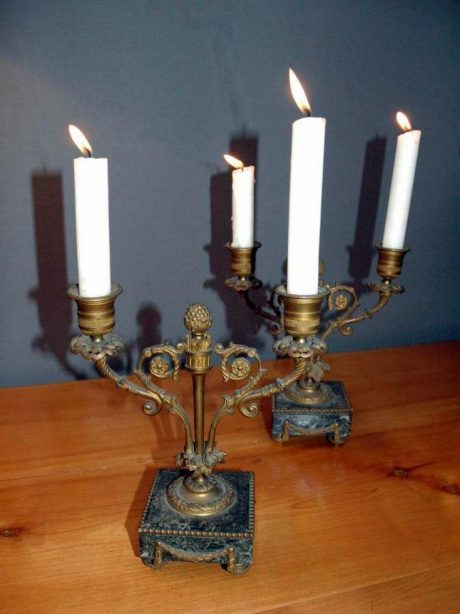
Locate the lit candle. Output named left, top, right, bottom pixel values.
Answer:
left=287, top=69, right=326, bottom=296
left=382, top=112, right=421, bottom=249
left=224, top=154, right=255, bottom=248
left=68, top=125, right=111, bottom=297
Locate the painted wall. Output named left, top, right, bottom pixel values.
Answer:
left=1, top=0, right=459, bottom=387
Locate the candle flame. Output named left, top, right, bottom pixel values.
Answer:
left=289, top=68, right=311, bottom=115
left=68, top=124, right=93, bottom=156
left=396, top=111, right=412, bottom=132
left=224, top=153, right=244, bottom=170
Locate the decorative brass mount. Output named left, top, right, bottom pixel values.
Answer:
left=68, top=286, right=328, bottom=572
left=225, top=243, right=410, bottom=433
left=67, top=289, right=309, bottom=514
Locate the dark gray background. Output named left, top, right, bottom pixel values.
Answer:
left=1, top=0, right=459, bottom=387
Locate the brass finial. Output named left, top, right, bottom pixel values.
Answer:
left=184, top=304, right=213, bottom=336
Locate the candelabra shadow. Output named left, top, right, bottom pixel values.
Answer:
left=134, top=302, right=180, bottom=446
left=136, top=303, right=162, bottom=354
left=204, top=132, right=267, bottom=350
left=320, top=137, right=387, bottom=329
left=29, top=170, right=87, bottom=380
left=346, top=135, right=387, bottom=294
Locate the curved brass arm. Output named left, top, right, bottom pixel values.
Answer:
left=225, top=253, right=283, bottom=334
left=70, top=334, right=194, bottom=454
left=234, top=356, right=309, bottom=419
left=321, top=281, right=404, bottom=342
left=95, top=354, right=164, bottom=412
left=239, top=288, right=283, bottom=335
left=226, top=277, right=283, bottom=335
left=206, top=350, right=309, bottom=453
left=206, top=343, right=267, bottom=451
left=134, top=342, right=194, bottom=453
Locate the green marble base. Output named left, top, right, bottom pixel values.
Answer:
left=139, top=469, right=254, bottom=575
left=272, top=381, right=352, bottom=445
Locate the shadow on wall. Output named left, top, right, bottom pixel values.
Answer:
left=134, top=303, right=181, bottom=450
left=136, top=304, right=162, bottom=355
left=346, top=136, right=387, bottom=294
left=320, top=136, right=387, bottom=331
left=204, top=132, right=268, bottom=350
left=29, top=169, right=163, bottom=381
left=29, top=170, right=87, bottom=380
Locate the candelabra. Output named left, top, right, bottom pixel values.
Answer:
left=67, top=286, right=313, bottom=574
left=225, top=243, right=409, bottom=444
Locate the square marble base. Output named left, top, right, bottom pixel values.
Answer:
left=272, top=381, right=352, bottom=445
left=139, top=469, right=254, bottom=575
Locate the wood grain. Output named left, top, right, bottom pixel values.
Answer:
left=1, top=342, right=459, bottom=613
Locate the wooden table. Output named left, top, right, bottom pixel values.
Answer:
left=1, top=342, right=459, bottom=613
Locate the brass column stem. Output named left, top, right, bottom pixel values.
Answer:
left=192, top=373, right=205, bottom=455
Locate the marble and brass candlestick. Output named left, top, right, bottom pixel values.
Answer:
left=68, top=286, right=305, bottom=574
left=226, top=243, right=409, bottom=444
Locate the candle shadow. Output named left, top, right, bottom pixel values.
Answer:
left=29, top=169, right=87, bottom=380
left=204, top=132, right=267, bottom=349
left=346, top=135, right=387, bottom=294
left=136, top=303, right=162, bottom=352
left=134, top=302, right=180, bottom=447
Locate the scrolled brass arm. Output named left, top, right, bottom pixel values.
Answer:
left=94, top=354, right=163, bottom=412
left=206, top=345, right=310, bottom=454
left=239, top=287, right=284, bottom=335
left=133, top=342, right=194, bottom=453
left=70, top=334, right=194, bottom=454
left=226, top=245, right=409, bottom=347
left=225, top=243, right=283, bottom=335
left=205, top=343, right=267, bottom=452
left=321, top=280, right=404, bottom=342
left=234, top=356, right=310, bottom=418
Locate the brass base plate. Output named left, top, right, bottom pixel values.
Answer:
left=139, top=469, right=254, bottom=574
left=272, top=381, right=352, bottom=445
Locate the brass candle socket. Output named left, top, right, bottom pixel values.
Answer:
left=376, top=245, right=410, bottom=282
left=227, top=241, right=261, bottom=278
left=225, top=242, right=262, bottom=292
left=276, top=285, right=330, bottom=340
left=67, top=284, right=123, bottom=338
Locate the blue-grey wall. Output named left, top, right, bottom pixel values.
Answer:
left=1, top=1, right=459, bottom=387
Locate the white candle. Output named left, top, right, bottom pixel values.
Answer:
left=287, top=69, right=326, bottom=296
left=69, top=125, right=111, bottom=297
left=224, top=154, right=255, bottom=248
left=382, top=112, right=421, bottom=249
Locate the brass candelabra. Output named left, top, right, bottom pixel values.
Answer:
left=67, top=286, right=317, bottom=573
left=225, top=243, right=410, bottom=444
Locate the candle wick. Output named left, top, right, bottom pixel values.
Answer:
left=84, top=148, right=92, bottom=158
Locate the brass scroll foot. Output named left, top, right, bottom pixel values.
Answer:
left=142, top=542, right=251, bottom=575
left=271, top=382, right=352, bottom=446
left=276, top=419, right=347, bottom=445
